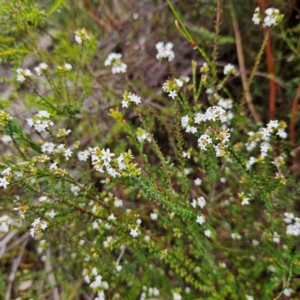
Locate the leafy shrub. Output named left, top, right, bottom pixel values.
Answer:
left=1, top=1, right=300, bottom=299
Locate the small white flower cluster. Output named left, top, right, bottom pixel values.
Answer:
left=41, top=142, right=73, bottom=161
left=91, top=148, right=119, bottom=177
left=34, top=62, right=48, bottom=76
left=140, top=286, right=160, bottom=300
left=82, top=267, right=108, bottom=299
left=0, top=167, right=11, bottom=189
left=162, top=76, right=190, bottom=99
left=246, top=157, right=256, bottom=170
left=56, top=128, right=71, bottom=137
left=173, top=291, right=182, bottom=300
left=70, top=184, right=80, bottom=196
left=191, top=196, right=206, bottom=209
left=0, top=215, right=12, bottom=232
left=284, top=212, right=300, bottom=236
left=77, top=150, right=90, bottom=162
left=27, top=110, right=54, bottom=133
left=0, top=110, right=12, bottom=127
left=16, top=68, right=32, bottom=82
left=121, top=91, right=141, bottom=108
left=272, top=231, right=280, bottom=243
left=156, top=41, right=175, bottom=62
left=57, top=63, right=72, bottom=72
left=198, top=129, right=230, bottom=156
left=223, top=63, right=236, bottom=75
left=136, top=127, right=152, bottom=143
left=74, top=28, right=90, bottom=45
left=30, top=217, right=48, bottom=237
left=238, top=192, right=251, bottom=206
left=246, top=120, right=287, bottom=157
left=217, top=98, right=233, bottom=110
left=231, top=232, right=241, bottom=240
left=104, top=53, right=127, bottom=74
left=252, top=7, right=283, bottom=27
left=90, top=147, right=140, bottom=178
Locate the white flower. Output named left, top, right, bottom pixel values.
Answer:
left=41, top=142, right=55, bottom=154
left=196, top=215, right=205, bottom=225
left=245, top=295, right=254, bottom=300
left=197, top=196, right=206, bottom=208
left=108, top=214, right=116, bottom=221
left=218, top=98, right=233, bottom=110
left=122, top=100, right=129, bottom=108
left=130, top=227, right=139, bottom=237
left=114, top=198, right=123, bottom=208
left=272, top=232, right=280, bottom=243
left=252, top=7, right=261, bottom=25
left=223, top=63, right=236, bottom=75
left=231, top=233, right=241, bottom=240
left=246, top=157, right=256, bottom=169
left=27, top=110, right=54, bottom=133
left=74, top=28, right=90, bottom=45
left=286, top=224, right=300, bottom=236
left=35, top=63, right=48, bottom=76
left=101, top=148, right=115, bottom=164
left=129, top=93, right=141, bottom=105
left=198, top=133, right=212, bottom=150
left=168, top=90, right=177, bottom=99
left=104, top=53, right=127, bottom=74
left=173, top=292, right=182, bottom=300
left=90, top=274, right=102, bottom=289
left=283, top=287, right=293, bottom=297
left=186, top=125, right=197, bottom=134
left=156, top=42, right=175, bottom=62
left=276, top=129, right=287, bottom=139
left=175, top=79, right=183, bottom=87
left=204, top=229, right=212, bottom=238
left=150, top=213, right=158, bottom=221
left=16, top=68, right=32, bottom=82
left=241, top=198, right=250, bottom=206
left=64, top=63, right=72, bottom=70
left=181, top=115, right=189, bottom=128
left=63, top=148, right=73, bottom=160
left=283, top=212, right=295, bottom=224
left=252, top=239, right=260, bottom=246
left=70, top=184, right=80, bottom=196
left=30, top=218, right=48, bottom=237
left=0, top=177, right=10, bottom=189
left=77, top=150, right=90, bottom=161
left=263, top=8, right=283, bottom=27
left=194, top=178, right=202, bottom=186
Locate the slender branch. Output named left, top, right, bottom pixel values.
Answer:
left=229, top=1, right=261, bottom=123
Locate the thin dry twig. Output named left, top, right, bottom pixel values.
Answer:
left=5, top=237, right=29, bottom=300
left=45, top=248, right=60, bottom=300
left=229, top=1, right=261, bottom=123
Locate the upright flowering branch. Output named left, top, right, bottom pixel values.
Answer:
left=165, top=0, right=216, bottom=77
